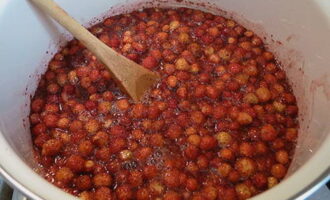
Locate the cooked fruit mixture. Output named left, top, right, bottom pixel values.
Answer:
left=29, top=8, right=299, bottom=200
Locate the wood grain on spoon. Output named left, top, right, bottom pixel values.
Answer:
left=30, top=0, right=160, bottom=101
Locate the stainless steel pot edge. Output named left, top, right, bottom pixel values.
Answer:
left=0, top=165, right=47, bottom=200
left=288, top=170, right=329, bottom=200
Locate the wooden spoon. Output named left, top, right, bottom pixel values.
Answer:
left=30, top=0, right=160, bottom=101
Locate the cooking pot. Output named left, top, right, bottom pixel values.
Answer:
left=0, top=0, right=329, bottom=199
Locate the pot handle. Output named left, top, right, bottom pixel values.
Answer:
left=0, top=179, right=13, bottom=200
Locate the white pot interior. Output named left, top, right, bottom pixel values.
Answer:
left=0, top=0, right=329, bottom=200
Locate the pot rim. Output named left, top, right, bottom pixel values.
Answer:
left=0, top=0, right=329, bottom=200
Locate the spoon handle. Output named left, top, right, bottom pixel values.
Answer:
left=30, top=0, right=116, bottom=64
left=30, top=0, right=160, bottom=101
